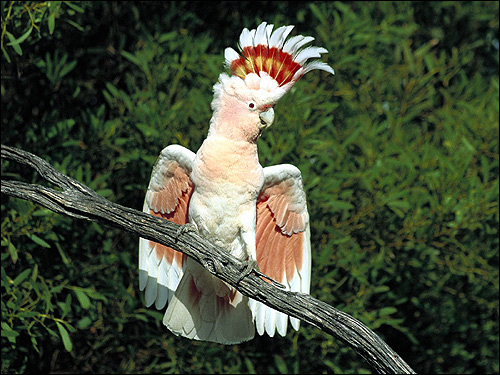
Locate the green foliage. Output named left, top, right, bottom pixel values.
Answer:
left=1, top=1, right=85, bottom=63
left=1, top=1, right=498, bottom=373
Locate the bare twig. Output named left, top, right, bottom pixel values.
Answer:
left=1, top=144, right=416, bottom=374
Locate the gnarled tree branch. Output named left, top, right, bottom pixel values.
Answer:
left=1, top=144, right=416, bottom=374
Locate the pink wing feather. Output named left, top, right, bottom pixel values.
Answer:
left=252, top=164, right=311, bottom=336
left=138, top=145, right=195, bottom=310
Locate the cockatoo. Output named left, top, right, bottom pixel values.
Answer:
left=139, top=22, right=334, bottom=344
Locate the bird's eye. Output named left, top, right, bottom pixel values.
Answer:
left=248, top=102, right=256, bottom=110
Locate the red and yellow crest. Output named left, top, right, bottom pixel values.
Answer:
left=225, top=22, right=334, bottom=89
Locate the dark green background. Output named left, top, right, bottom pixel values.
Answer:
left=2, top=1, right=498, bottom=373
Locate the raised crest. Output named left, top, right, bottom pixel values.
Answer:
left=224, top=22, right=334, bottom=89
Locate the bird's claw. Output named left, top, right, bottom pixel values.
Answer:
left=237, top=258, right=286, bottom=289
left=175, top=222, right=198, bottom=240
left=237, top=258, right=259, bottom=283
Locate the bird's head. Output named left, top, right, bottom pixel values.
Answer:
left=210, top=22, right=334, bottom=143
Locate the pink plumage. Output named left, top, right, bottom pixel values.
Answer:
left=138, top=21, right=334, bottom=343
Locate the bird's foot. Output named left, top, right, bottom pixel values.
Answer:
left=237, top=258, right=285, bottom=289
left=237, top=258, right=259, bottom=283
left=175, top=222, right=198, bottom=240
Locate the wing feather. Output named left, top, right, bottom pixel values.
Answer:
left=138, top=145, right=195, bottom=309
left=253, top=164, right=311, bottom=336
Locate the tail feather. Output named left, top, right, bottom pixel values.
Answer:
left=163, top=263, right=255, bottom=344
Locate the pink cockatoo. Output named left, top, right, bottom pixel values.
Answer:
left=139, top=22, right=334, bottom=344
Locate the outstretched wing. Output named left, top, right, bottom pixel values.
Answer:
left=139, top=145, right=196, bottom=310
left=251, top=164, right=311, bottom=337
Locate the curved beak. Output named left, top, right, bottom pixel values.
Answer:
left=259, top=107, right=274, bottom=129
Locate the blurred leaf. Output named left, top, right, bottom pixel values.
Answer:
left=48, top=14, right=56, bottom=34
left=76, top=316, right=93, bottom=329
left=6, top=25, right=33, bottom=47
left=27, top=234, right=51, bottom=248
left=64, top=1, right=85, bottom=13
left=6, top=240, right=18, bottom=263
left=73, top=289, right=91, bottom=309
left=5, top=31, right=22, bottom=55
left=56, top=322, right=73, bottom=352
left=274, top=355, right=288, bottom=374
left=329, top=200, right=355, bottom=211
left=379, top=307, right=398, bottom=317
left=12, top=269, right=31, bottom=286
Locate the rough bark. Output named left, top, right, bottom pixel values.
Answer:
left=1, top=144, right=416, bottom=374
